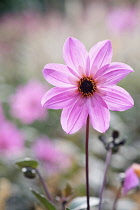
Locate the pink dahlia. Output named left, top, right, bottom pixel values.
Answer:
left=32, top=137, right=70, bottom=174
left=0, top=120, right=24, bottom=157
left=107, top=7, right=137, bottom=34
left=123, top=164, right=140, bottom=195
left=10, top=80, right=47, bottom=124
left=41, top=37, right=134, bottom=134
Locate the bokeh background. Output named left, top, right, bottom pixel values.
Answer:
left=0, top=0, right=140, bottom=209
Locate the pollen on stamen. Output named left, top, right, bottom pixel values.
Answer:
left=78, top=77, right=96, bottom=97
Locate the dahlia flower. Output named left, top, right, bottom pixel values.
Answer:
left=123, top=164, right=140, bottom=195
left=107, top=7, right=137, bottom=34
left=10, top=80, right=47, bottom=124
left=42, top=37, right=134, bottom=134
left=0, top=120, right=24, bottom=157
left=32, top=137, right=70, bottom=174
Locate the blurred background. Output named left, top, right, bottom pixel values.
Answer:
left=0, top=0, right=140, bottom=209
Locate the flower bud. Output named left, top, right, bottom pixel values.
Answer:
left=22, top=167, right=36, bottom=179
left=112, top=130, right=119, bottom=139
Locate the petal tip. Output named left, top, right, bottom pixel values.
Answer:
left=41, top=95, right=47, bottom=108
left=41, top=100, right=45, bottom=108
left=101, top=39, right=112, bottom=46
left=65, top=37, right=75, bottom=44
left=131, top=68, right=134, bottom=72
left=62, top=127, right=76, bottom=135
left=100, top=127, right=109, bottom=133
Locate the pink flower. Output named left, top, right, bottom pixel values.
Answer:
left=41, top=37, right=134, bottom=134
left=32, top=137, right=70, bottom=174
left=10, top=80, right=48, bottom=124
left=123, top=164, right=140, bottom=195
left=0, top=120, right=24, bottom=157
left=107, top=7, right=137, bottom=34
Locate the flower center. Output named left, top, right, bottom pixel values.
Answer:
left=78, top=77, right=96, bottom=97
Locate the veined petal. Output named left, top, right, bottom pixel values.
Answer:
left=94, top=64, right=109, bottom=80
left=63, top=37, right=88, bottom=75
left=123, top=167, right=139, bottom=195
left=101, top=86, right=134, bottom=111
left=86, top=55, right=91, bottom=77
left=89, top=40, right=112, bottom=76
left=94, top=92, right=108, bottom=108
left=43, top=63, right=77, bottom=87
left=96, top=62, right=134, bottom=86
left=88, top=95, right=110, bottom=133
left=41, top=87, right=78, bottom=109
left=61, top=97, right=88, bottom=134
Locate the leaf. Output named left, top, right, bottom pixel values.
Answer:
left=68, top=196, right=100, bottom=210
left=62, top=183, right=73, bottom=198
left=30, top=188, right=56, bottom=210
left=16, top=158, right=38, bottom=169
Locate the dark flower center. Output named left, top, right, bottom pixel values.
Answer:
left=78, top=77, right=96, bottom=97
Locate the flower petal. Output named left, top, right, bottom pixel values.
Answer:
left=43, top=63, right=77, bottom=87
left=100, top=86, right=134, bottom=111
left=94, top=64, right=109, bottom=80
left=61, top=97, right=88, bottom=134
left=41, top=87, right=78, bottom=109
left=63, top=37, right=88, bottom=75
left=96, top=62, right=134, bottom=86
left=88, top=94, right=110, bottom=133
left=89, top=40, right=112, bottom=76
left=123, top=167, right=139, bottom=195
left=86, top=55, right=91, bottom=77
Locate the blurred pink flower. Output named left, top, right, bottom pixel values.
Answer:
left=42, top=37, right=134, bottom=134
left=32, top=137, right=71, bottom=174
left=123, top=163, right=140, bottom=195
left=107, top=7, right=138, bottom=34
left=10, top=80, right=48, bottom=124
left=0, top=120, right=24, bottom=157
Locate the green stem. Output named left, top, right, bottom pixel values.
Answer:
left=112, top=186, right=122, bottom=210
left=36, top=168, right=52, bottom=201
left=98, top=148, right=112, bottom=210
left=62, top=201, right=67, bottom=210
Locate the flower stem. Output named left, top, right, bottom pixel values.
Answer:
left=85, top=115, right=90, bottom=210
left=61, top=201, right=67, bottom=210
left=112, top=186, right=122, bottom=210
left=98, top=148, right=112, bottom=210
left=36, top=168, right=52, bottom=201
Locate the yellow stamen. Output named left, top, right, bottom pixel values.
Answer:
left=78, top=77, right=96, bottom=97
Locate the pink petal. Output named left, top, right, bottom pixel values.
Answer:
left=61, top=97, right=88, bottom=134
left=89, top=40, right=112, bottom=76
left=88, top=94, right=110, bottom=133
left=94, top=64, right=109, bottom=79
left=43, top=63, right=77, bottom=87
left=63, top=37, right=88, bottom=76
left=41, top=87, right=78, bottom=109
left=96, top=62, right=133, bottom=86
left=123, top=167, right=139, bottom=195
left=100, top=86, right=134, bottom=111
left=86, top=55, right=91, bottom=77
